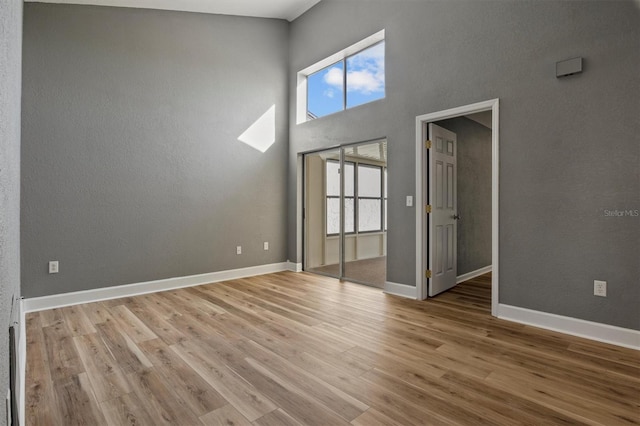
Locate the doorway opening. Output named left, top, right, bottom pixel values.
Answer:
left=303, top=139, right=387, bottom=288
left=416, top=99, right=499, bottom=316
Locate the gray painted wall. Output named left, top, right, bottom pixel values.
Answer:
left=437, top=117, right=492, bottom=276
left=22, top=4, right=290, bottom=298
left=0, top=0, right=22, bottom=422
left=289, top=0, right=639, bottom=330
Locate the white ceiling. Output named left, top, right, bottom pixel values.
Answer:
left=25, top=0, right=322, bottom=21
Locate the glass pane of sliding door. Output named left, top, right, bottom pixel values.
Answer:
left=304, top=148, right=342, bottom=278
left=341, top=140, right=387, bottom=287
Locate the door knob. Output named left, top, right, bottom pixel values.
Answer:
left=453, top=214, right=461, bottom=220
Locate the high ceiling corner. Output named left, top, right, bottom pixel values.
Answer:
left=23, top=0, right=322, bottom=21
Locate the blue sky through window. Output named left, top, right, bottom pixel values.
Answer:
left=307, top=61, right=344, bottom=118
left=307, top=41, right=385, bottom=119
left=347, top=41, right=385, bottom=109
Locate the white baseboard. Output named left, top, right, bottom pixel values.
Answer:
left=287, top=261, right=303, bottom=272
left=23, top=262, right=292, bottom=313
left=384, top=281, right=417, bottom=299
left=498, top=304, right=640, bottom=350
left=18, top=299, right=26, bottom=426
left=457, top=265, right=492, bottom=284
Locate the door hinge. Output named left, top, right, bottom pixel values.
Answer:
left=425, top=140, right=432, bottom=149
left=425, top=269, right=432, bottom=279
left=425, top=204, right=432, bottom=214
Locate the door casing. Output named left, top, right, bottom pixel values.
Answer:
left=415, top=99, right=500, bottom=317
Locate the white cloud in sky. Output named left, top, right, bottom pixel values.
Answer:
left=324, top=67, right=343, bottom=87
left=346, top=70, right=383, bottom=94
left=323, top=42, right=385, bottom=96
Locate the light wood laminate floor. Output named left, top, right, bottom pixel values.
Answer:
left=26, top=272, right=639, bottom=425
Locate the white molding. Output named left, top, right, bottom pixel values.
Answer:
left=23, top=262, right=291, bottom=313
left=490, top=101, right=500, bottom=317
left=18, top=299, right=26, bottom=426
left=415, top=116, right=425, bottom=300
left=384, top=281, right=417, bottom=299
left=296, top=29, right=385, bottom=124
left=456, top=265, right=492, bottom=284
left=415, top=99, right=500, bottom=314
left=498, top=304, right=640, bottom=350
left=298, top=29, right=385, bottom=76
left=287, top=262, right=303, bottom=272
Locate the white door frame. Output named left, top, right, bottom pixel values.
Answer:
left=415, top=98, right=499, bottom=317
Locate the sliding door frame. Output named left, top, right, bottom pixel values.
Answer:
left=301, top=138, right=387, bottom=286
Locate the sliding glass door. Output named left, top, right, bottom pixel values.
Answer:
left=303, top=140, right=387, bottom=287
left=304, top=148, right=342, bottom=278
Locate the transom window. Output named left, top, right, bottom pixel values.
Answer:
left=297, top=30, right=385, bottom=123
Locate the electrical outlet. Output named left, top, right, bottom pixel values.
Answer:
left=263, top=242, right=269, bottom=251
left=236, top=246, right=242, bottom=255
left=48, top=261, right=59, bottom=274
left=594, top=280, right=607, bottom=297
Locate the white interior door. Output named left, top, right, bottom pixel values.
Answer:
left=428, top=123, right=458, bottom=296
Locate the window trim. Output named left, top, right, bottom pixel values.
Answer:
left=326, top=159, right=355, bottom=236
left=325, top=159, right=386, bottom=237
left=356, top=163, right=384, bottom=234
left=296, top=30, right=385, bottom=124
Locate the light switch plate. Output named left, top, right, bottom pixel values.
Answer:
left=406, top=196, right=413, bottom=207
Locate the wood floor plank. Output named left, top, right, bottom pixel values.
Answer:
left=109, top=304, right=158, bottom=343
left=236, top=339, right=369, bottom=420
left=219, top=279, right=323, bottom=327
left=361, top=368, right=497, bottom=425
left=61, top=304, right=97, bottom=336
left=39, top=308, right=65, bottom=327
left=163, top=288, right=228, bottom=315
left=100, top=391, right=157, bottom=425
left=253, top=408, right=302, bottom=426
left=80, top=301, right=115, bottom=325
left=437, top=338, right=640, bottom=400
left=94, top=319, right=153, bottom=374
left=42, top=319, right=84, bottom=381
left=139, top=292, right=183, bottom=320
left=486, top=369, right=639, bottom=425
left=187, top=286, right=268, bottom=327
left=53, top=372, right=108, bottom=426
left=243, top=357, right=352, bottom=425
left=121, top=296, right=186, bottom=345
left=138, top=338, right=228, bottom=416
left=199, top=404, right=253, bottom=426
left=440, top=370, right=587, bottom=425
left=25, top=272, right=640, bottom=426
left=350, top=407, right=406, bottom=426
left=25, top=313, right=60, bottom=426
left=124, top=367, right=201, bottom=425
left=171, top=339, right=278, bottom=422
left=73, top=333, right=131, bottom=402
